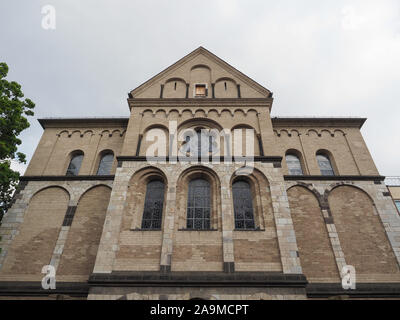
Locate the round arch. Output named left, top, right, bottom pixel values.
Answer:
left=285, top=149, right=306, bottom=175
left=126, top=166, right=168, bottom=230
left=327, top=184, right=399, bottom=275
left=287, top=184, right=341, bottom=280
left=316, top=149, right=338, bottom=175
left=324, top=183, right=376, bottom=205
left=76, top=184, right=112, bottom=204
left=176, top=165, right=221, bottom=230
left=30, top=185, right=71, bottom=204
left=231, top=167, right=270, bottom=230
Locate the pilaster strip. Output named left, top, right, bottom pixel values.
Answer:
left=0, top=183, right=30, bottom=270
left=372, top=184, right=400, bottom=267
left=343, top=133, right=361, bottom=175
left=49, top=226, right=71, bottom=271
left=92, top=168, right=131, bottom=273
left=185, top=84, right=189, bottom=98
left=62, top=206, right=77, bottom=227
left=321, top=209, right=347, bottom=273
left=269, top=178, right=302, bottom=274
left=298, top=133, right=311, bottom=174
left=135, top=134, right=143, bottom=156
left=220, top=174, right=235, bottom=272
left=159, top=183, right=177, bottom=271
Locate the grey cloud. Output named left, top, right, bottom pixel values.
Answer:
left=0, top=0, right=399, bottom=175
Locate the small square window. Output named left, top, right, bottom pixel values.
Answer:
left=195, top=84, right=207, bottom=97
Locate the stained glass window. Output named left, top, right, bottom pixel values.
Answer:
left=317, top=154, right=335, bottom=176
left=286, top=154, right=303, bottom=175
left=66, top=153, right=83, bottom=176
left=187, top=179, right=211, bottom=230
left=233, top=180, right=255, bottom=229
left=96, top=153, right=114, bottom=175
left=141, top=180, right=165, bottom=229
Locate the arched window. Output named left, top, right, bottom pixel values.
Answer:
left=141, top=180, right=165, bottom=229
left=66, top=152, right=83, bottom=176
left=187, top=179, right=211, bottom=230
left=96, top=152, right=114, bottom=175
left=286, top=154, right=304, bottom=175
left=317, top=153, right=335, bottom=176
left=232, top=181, right=255, bottom=229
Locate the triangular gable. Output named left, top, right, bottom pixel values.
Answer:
left=130, top=46, right=271, bottom=99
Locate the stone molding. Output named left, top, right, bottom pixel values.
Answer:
left=306, top=283, right=400, bottom=299
left=88, top=271, right=307, bottom=288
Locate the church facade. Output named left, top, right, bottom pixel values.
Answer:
left=1, top=47, right=400, bottom=299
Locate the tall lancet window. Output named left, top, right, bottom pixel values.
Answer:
left=96, top=152, right=114, bottom=175
left=286, top=154, right=304, bottom=175
left=66, top=152, right=84, bottom=176
left=232, top=180, right=255, bottom=229
left=187, top=179, right=211, bottom=230
left=141, top=180, right=165, bottom=229
left=317, top=153, right=335, bottom=176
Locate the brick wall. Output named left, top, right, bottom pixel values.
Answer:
left=287, top=186, right=340, bottom=282
left=25, top=126, right=125, bottom=176
left=233, top=238, right=281, bottom=271
left=0, top=187, right=69, bottom=281
left=329, top=186, right=399, bottom=277
left=57, top=186, right=111, bottom=279
left=274, top=127, right=378, bottom=176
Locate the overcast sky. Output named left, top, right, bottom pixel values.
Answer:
left=1, top=0, right=399, bottom=176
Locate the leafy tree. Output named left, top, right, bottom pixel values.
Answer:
left=0, top=62, right=35, bottom=222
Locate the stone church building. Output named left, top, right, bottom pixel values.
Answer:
left=1, top=47, right=400, bottom=299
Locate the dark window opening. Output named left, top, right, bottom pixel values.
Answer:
left=233, top=180, right=255, bottom=229
left=286, top=154, right=303, bottom=175
left=187, top=179, right=211, bottom=230
left=317, top=153, right=335, bottom=176
left=209, top=135, right=214, bottom=153
left=97, top=153, right=114, bottom=175
left=195, top=84, right=207, bottom=97
left=66, top=153, right=83, bottom=176
left=141, top=180, right=165, bottom=229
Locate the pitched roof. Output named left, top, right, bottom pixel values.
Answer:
left=129, top=46, right=272, bottom=98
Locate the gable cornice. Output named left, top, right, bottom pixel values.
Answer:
left=271, top=117, right=367, bottom=129
left=129, top=47, right=272, bottom=99
left=127, top=97, right=273, bottom=110
left=38, top=117, right=129, bottom=129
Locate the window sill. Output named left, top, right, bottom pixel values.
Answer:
left=234, top=228, right=265, bottom=232
left=130, top=228, right=162, bottom=232
left=178, top=228, right=218, bottom=232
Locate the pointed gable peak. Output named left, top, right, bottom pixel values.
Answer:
left=130, top=47, right=272, bottom=99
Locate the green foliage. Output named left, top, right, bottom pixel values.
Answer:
left=0, top=62, right=35, bottom=221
